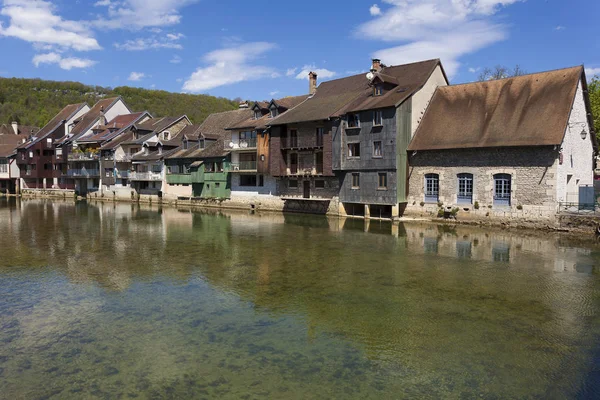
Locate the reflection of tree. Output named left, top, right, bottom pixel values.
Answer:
left=0, top=201, right=598, bottom=397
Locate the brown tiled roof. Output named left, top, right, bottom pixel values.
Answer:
left=0, top=133, right=29, bottom=157
left=165, top=143, right=203, bottom=160
left=407, top=66, right=585, bottom=151
left=272, top=94, right=310, bottom=110
left=229, top=95, right=310, bottom=130
left=69, top=97, right=125, bottom=138
left=197, top=139, right=230, bottom=159
left=271, top=59, right=442, bottom=125
left=100, top=130, right=134, bottom=151
left=197, top=109, right=253, bottom=138
left=79, top=112, right=148, bottom=144
left=0, top=124, right=40, bottom=136
left=17, top=103, right=88, bottom=149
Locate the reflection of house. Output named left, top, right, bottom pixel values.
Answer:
left=164, top=109, right=251, bottom=199
left=226, top=96, right=308, bottom=200
left=0, top=122, right=39, bottom=193
left=17, top=103, right=89, bottom=190
left=405, top=66, right=597, bottom=218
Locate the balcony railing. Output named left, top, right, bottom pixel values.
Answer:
left=286, top=164, right=323, bottom=176
left=225, top=138, right=257, bottom=150
left=67, top=168, right=100, bottom=177
left=68, top=152, right=99, bottom=161
left=115, top=170, right=129, bottom=179
left=231, top=161, right=257, bottom=171
left=129, top=171, right=162, bottom=181
left=281, top=138, right=322, bottom=149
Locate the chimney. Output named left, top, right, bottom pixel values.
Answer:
left=11, top=121, right=18, bottom=135
left=309, top=71, right=318, bottom=95
left=238, top=101, right=249, bottom=109
left=98, top=106, right=106, bottom=126
left=372, top=58, right=382, bottom=72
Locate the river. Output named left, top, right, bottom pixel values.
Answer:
left=0, top=198, right=599, bottom=399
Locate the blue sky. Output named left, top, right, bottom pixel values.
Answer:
left=0, top=0, right=598, bottom=102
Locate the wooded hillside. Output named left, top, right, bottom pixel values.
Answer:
left=0, top=77, right=240, bottom=128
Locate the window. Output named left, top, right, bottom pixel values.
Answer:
left=215, top=162, right=223, bottom=172
left=29, top=151, right=33, bottom=158
left=378, top=173, right=387, bottom=189
left=316, top=127, right=324, bottom=147
left=315, top=180, right=325, bottom=189
left=254, top=110, right=261, bottom=120
left=347, top=113, right=360, bottom=128
left=56, top=148, right=62, bottom=156
left=183, top=140, right=188, bottom=150
left=494, top=174, right=511, bottom=206
left=373, top=110, right=383, bottom=126
left=258, top=174, right=264, bottom=187
left=215, top=182, right=220, bottom=188
left=270, top=107, right=278, bottom=118
left=240, top=174, right=257, bottom=186
left=289, top=129, right=298, bottom=147
left=424, top=173, right=439, bottom=203
left=315, top=152, right=323, bottom=174
left=457, top=173, right=473, bottom=204
left=374, top=85, right=383, bottom=96
left=151, top=164, right=161, bottom=173
left=348, top=143, right=360, bottom=158
left=162, top=132, right=170, bottom=141
left=373, top=141, right=382, bottom=157
left=105, top=168, right=114, bottom=177
left=205, top=162, right=214, bottom=172
left=352, top=173, right=360, bottom=189
left=46, top=138, right=52, bottom=145
left=289, top=179, right=298, bottom=188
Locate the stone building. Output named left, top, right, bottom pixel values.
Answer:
left=405, top=66, right=596, bottom=220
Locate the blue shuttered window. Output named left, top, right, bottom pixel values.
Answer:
left=457, top=173, right=473, bottom=204
left=424, top=174, right=439, bottom=203
left=493, top=174, right=511, bottom=206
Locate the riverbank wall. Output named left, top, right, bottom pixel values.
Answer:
left=12, top=189, right=600, bottom=235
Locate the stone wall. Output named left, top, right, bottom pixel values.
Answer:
left=404, top=146, right=559, bottom=220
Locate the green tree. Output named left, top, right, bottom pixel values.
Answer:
left=478, top=65, right=527, bottom=81
left=588, top=75, right=600, bottom=141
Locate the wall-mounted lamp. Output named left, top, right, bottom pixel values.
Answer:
left=260, top=154, right=265, bottom=161
left=580, top=128, right=587, bottom=140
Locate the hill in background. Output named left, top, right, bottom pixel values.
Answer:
left=0, top=77, right=240, bottom=129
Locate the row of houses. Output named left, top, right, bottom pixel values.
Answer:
left=0, top=58, right=596, bottom=221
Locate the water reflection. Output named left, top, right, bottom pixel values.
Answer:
left=0, top=198, right=600, bottom=398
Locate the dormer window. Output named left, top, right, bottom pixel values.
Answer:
left=183, top=139, right=188, bottom=150
left=347, top=113, right=360, bottom=128
left=270, top=107, right=278, bottom=118
left=144, top=147, right=149, bottom=155
left=162, top=131, right=170, bottom=141
left=158, top=145, right=162, bottom=155
left=374, top=84, right=383, bottom=96
left=254, top=110, right=261, bottom=120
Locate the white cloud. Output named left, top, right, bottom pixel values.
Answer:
left=294, top=65, right=337, bottom=80
left=182, top=42, right=278, bottom=92
left=357, top=0, right=523, bottom=77
left=94, top=0, right=112, bottom=6
left=114, top=32, right=184, bottom=51
left=370, top=4, right=381, bottom=16
left=270, top=90, right=280, bottom=96
left=468, top=67, right=481, bottom=73
left=33, top=52, right=96, bottom=70
left=585, top=67, right=600, bottom=78
left=285, top=68, right=297, bottom=77
left=554, top=25, right=565, bottom=31
left=0, top=0, right=101, bottom=51
left=128, top=71, right=146, bottom=81
left=92, top=0, right=199, bottom=30
left=170, top=55, right=182, bottom=64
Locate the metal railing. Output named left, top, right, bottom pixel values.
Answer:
left=225, top=138, right=257, bottom=149
left=231, top=161, right=257, bottom=171
left=68, top=152, right=99, bottom=161
left=115, top=170, right=129, bottom=179
left=129, top=171, right=162, bottom=181
left=67, top=168, right=100, bottom=177
left=558, top=202, right=600, bottom=214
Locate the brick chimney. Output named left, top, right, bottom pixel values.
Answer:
left=372, top=58, right=382, bottom=72
left=11, top=121, right=18, bottom=135
left=309, top=71, right=318, bottom=95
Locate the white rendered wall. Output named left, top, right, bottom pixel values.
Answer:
left=555, top=79, right=595, bottom=203
left=230, top=174, right=277, bottom=197
left=411, top=65, right=448, bottom=136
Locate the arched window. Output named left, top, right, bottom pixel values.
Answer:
left=424, top=173, right=439, bottom=203
left=457, top=173, right=473, bottom=204
left=493, top=174, right=511, bottom=206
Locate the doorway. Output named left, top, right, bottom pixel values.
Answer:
left=303, top=180, right=310, bottom=199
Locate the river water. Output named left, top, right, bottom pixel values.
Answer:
left=0, top=198, right=599, bottom=399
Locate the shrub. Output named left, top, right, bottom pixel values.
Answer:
left=420, top=201, right=425, bottom=207
left=516, top=205, right=523, bottom=210
left=437, top=209, right=444, bottom=218
left=437, top=201, right=443, bottom=208
left=451, top=207, right=460, bottom=217
left=474, top=201, right=479, bottom=210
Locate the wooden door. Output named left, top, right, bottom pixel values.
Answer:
left=303, top=180, right=310, bottom=199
